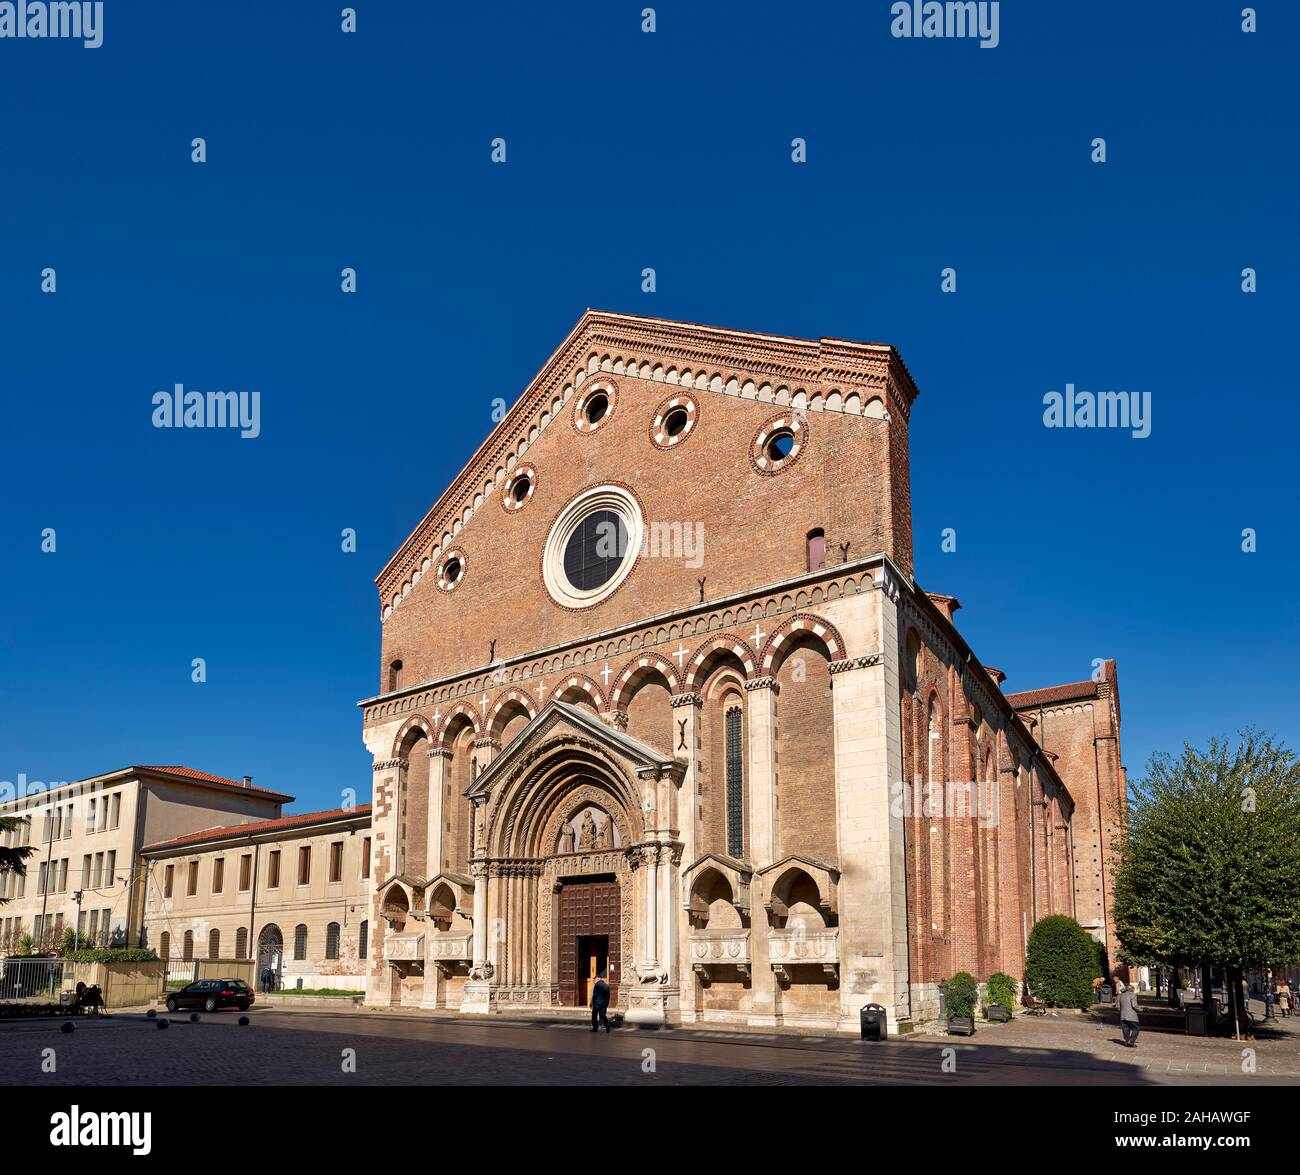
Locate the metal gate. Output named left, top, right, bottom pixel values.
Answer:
left=163, top=960, right=198, bottom=990
left=0, top=957, right=65, bottom=1002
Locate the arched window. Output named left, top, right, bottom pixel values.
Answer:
left=209, top=928, right=220, bottom=959
left=388, top=659, right=403, bottom=692
left=725, top=704, right=745, bottom=857
left=806, top=528, right=826, bottom=573
left=358, top=920, right=368, bottom=960
left=159, top=931, right=170, bottom=961
left=325, top=922, right=340, bottom=960
left=183, top=930, right=194, bottom=960
left=293, top=924, right=307, bottom=961
left=235, top=927, right=248, bottom=959
left=905, top=629, right=922, bottom=688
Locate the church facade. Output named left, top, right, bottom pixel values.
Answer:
left=359, top=311, right=1124, bottom=1032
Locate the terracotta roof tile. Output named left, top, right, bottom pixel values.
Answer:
left=135, top=765, right=293, bottom=801
left=142, top=804, right=371, bottom=854
left=1004, top=680, right=1100, bottom=709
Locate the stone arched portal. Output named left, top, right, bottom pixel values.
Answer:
left=459, top=705, right=682, bottom=1021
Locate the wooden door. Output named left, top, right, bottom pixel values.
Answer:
left=558, top=877, right=620, bottom=1006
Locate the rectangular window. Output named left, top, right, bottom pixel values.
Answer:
left=187, top=860, right=198, bottom=897
left=38, top=861, right=48, bottom=896
left=212, top=858, right=224, bottom=894
left=361, top=837, right=371, bottom=880
left=108, top=792, right=121, bottom=829
left=297, top=846, right=311, bottom=886
left=239, top=854, right=252, bottom=892
left=51, top=806, right=62, bottom=840
left=56, top=858, right=68, bottom=893
left=329, top=841, right=343, bottom=883
left=97, top=798, right=108, bottom=832
left=63, top=804, right=74, bottom=839
left=358, top=920, right=368, bottom=960
left=84, top=799, right=96, bottom=835
left=164, top=863, right=174, bottom=898
left=54, top=912, right=64, bottom=936
left=267, top=850, right=281, bottom=889
left=82, top=854, right=92, bottom=888
left=725, top=704, right=745, bottom=857
left=93, top=852, right=104, bottom=888
left=42, top=810, right=53, bottom=843
left=104, top=851, right=116, bottom=887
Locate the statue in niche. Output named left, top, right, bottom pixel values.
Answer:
left=558, top=822, right=575, bottom=854
left=577, top=809, right=598, bottom=851
left=592, top=812, right=611, bottom=850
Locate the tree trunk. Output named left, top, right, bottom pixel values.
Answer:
left=1201, top=959, right=1214, bottom=1016
left=1226, top=965, right=1250, bottom=1040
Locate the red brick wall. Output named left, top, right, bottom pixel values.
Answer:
left=774, top=637, right=835, bottom=862
left=378, top=376, right=908, bottom=690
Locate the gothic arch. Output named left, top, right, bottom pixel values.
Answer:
left=548, top=672, right=607, bottom=711
left=390, top=714, right=433, bottom=759
left=608, top=652, right=681, bottom=711
left=436, top=702, right=482, bottom=748
left=488, top=688, right=537, bottom=739
left=486, top=736, right=644, bottom=859
left=758, top=612, right=847, bottom=673
left=681, top=634, right=757, bottom=693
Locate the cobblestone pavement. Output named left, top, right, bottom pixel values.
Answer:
left=3, top=1001, right=1300, bottom=1085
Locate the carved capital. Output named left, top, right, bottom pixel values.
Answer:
left=469, top=860, right=490, bottom=880
left=743, top=676, right=779, bottom=694
left=373, top=757, right=407, bottom=772
left=669, top=692, right=703, bottom=709
left=472, top=736, right=500, bottom=752
left=427, top=746, right=453, bottom=760
left=828, top=654, right=881, bottom=675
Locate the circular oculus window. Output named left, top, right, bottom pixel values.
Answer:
left=542, top=486, right=644, bottom=609
left=501, top=464, right=537, bottom=513
left=750, top=412, right=807, bottom=475
left=649, top=393, right=699, bottom=449
left=573, top=380, right=619, bottom=433
left=436, top=548, right=466, bottom=592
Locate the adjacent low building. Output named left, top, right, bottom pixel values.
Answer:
left=0, top=766, right=290, bottom=953
left=138, top=804, right=373, bottom=991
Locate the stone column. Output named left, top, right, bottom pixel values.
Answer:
left=643, top=845, right=659, bottom=970
left=668, top=694, right=700, bottom=1017
left=831, top=567, right=911, bottom=1034
left=744, top=676, right=779, bottom=1023
left=425, top=748, right=451, bottom=880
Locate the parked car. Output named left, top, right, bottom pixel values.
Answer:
left=165, top=978, right=254, bottom=1013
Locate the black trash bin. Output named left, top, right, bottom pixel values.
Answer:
left=860, top=1003, right=887, bottom=1041
left=1185, top=1006, right=1207, bottom=1036
left=1098, top=983, right=1114, bottom=1003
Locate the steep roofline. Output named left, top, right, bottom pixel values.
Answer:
left=374, top=309, right=920, bottom=610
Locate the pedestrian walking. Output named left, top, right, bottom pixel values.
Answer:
left=590, top=969, right=610, bottom=1033
left=1118, top=984, right=1140, bottom=1048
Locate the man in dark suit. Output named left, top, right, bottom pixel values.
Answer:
left=590, top=969, right=610, bottom=1032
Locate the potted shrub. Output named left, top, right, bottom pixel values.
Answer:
left=944, top=971, right=979, bottom=1035
left=984, top=971, right=1017, bottom=1021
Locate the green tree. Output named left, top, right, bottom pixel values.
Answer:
left=1112, top=730, right=1300, bottom=1038
left=1025, top=915, right=1101, bottom=1009
left=0, top=815, right=33, bottom=904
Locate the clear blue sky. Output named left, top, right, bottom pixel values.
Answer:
left=1, top=1, right=1295, bottom=812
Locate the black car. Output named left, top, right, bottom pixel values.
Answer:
left=165, top=978, right=255, bottom=1013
